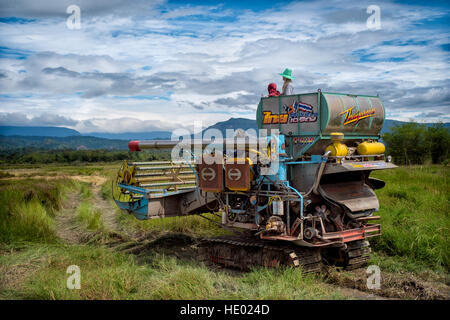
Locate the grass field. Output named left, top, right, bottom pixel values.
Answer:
left=370, top=166, right=449, bottom=274
left=0, top=163, right=448, bottom=300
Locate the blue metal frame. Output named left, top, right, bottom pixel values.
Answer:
left=283, top=182, right=304, bottom=218
left=118, top=183, right=149, bottom=195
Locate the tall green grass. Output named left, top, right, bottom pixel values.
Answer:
left=77, top=182, right=93, bottom=200
left=0, top=179, right=73, bottom=243
left=76, top=202, right=104, bottom=231
left=0, top=243, right=342, bottom=300
left=371, top=165, right=449, bottom=271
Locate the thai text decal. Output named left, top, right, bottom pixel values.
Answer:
left=262, top=100, right=317, bottom=124
left=340, top=107, right=376, bottom=125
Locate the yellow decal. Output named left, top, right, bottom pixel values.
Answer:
left=340, top=107, right=376, bottom=125
left=263, top=111, right=288, bottom=124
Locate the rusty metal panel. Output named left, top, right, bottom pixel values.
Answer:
left=197, top=159, right=223, bottom=192
left=225, top=160, right=252, bottom=191
left=319, top=181, right=379, bottom=212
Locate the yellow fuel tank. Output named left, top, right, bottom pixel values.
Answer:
left=357, top=141, right=385, bottom=155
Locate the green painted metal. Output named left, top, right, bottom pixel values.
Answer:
left=294, top=136, right=321, bottom=158
left=321, top=91, right=379, bottom=98
left=256, top=100, right=263, bottom=129
left=278, top=95, right=282, bottom=132
left=257, top=91, right=385, bottom=158
left=317, top=90, right=321, bottom=132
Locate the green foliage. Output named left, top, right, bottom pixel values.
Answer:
left=0, top=149, right=170, bottom=164
left=0, top=135, right=126, bottom=151
left=383, top=122, right=449, bottom=165
left=0, top=179, right=73, bottom=243
left=100, top=180, right=113, bottom=200
left=76, top=182, right=93, bottom=200
left=427, top=124, right=450, bottom=164
left=371, top=165, right=449, bottom=271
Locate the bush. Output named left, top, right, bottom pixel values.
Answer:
left=0, top=179, right=72, bottom=243
left=383, top=122, right=449, bottom=165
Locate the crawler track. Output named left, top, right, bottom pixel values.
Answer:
left=344, top=240, right=371, bottom=270
left=198, top=235, right=322, bottom=272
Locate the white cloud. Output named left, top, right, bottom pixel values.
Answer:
left=0, top=0, right=448, bottom=132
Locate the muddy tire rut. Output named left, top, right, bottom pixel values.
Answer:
left=55, top=192, right=85, bottom=244
left=324, top=267, right=450, bottom=300
left=91, top=184, right=122, bottom=233
left=56, top=180, right=129, bottom=245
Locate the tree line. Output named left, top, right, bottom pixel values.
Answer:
left=383, top=122, right=449, bottom=165
left=0, top=122, right=448, bottom=165
left=0, top=148, right=171, bottom=164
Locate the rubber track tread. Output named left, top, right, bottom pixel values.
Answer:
left=198, top=235, right=322, bottom=272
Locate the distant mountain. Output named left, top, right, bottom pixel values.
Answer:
left=0, top=135, right=128, bottom=151
left=1, top=118, right=447, bottom=151
left=85, top=131, right=172, bottom=140
left=0, top=126, right=80, bottom=137
left=202, top=118, right=257, bottom=136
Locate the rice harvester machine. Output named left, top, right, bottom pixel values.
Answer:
left=114, top=90, right=396, bottom=271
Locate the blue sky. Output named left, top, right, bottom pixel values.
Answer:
left=0, top=0, right=449, bottom=133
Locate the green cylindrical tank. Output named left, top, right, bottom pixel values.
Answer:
left=256, top=90, right=385, bottom=158
left=257, top=91, right=385, bottom=137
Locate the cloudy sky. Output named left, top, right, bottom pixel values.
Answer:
left=0, top=0, right=449, bottom=133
